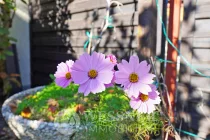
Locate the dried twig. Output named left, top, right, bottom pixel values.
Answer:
left=149, top=57, right=181, bottom=140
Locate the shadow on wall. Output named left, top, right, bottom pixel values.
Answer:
left=30, top=1, right=158, bottom=85
left=176, top=1, right=210, bottom=139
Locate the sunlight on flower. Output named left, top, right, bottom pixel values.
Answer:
left=54, top=60, right=74, bottom=88
left=71, top=52, right=114, bottom=96
left=106, top=54, right=117, bottom=64
left=115, top=56, right=155, bottom=98
left=129, top=85, right=161, bottom=114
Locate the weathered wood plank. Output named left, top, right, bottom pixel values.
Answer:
left=70, top=3, right=137, bottom=20
left=32, top=73, right=52, bottom=86
left=32, top=51, right=77, bottom=61
left=193, top=38, right=210, bottom=48
left=32, top=12, right=138, bottom=32
left=67, top=12, right=138, bottom=30
left=191, top=76, right=210, bottom=89
left=179, top=38, right=193, bottom=82
left=67, top=0, right=137, bottom=14
left=190, top=63, right=210, bottom=76
left=191, top=49, right=210, bottom=63
left=32, top=0, right=137, bottom=19
left=32, top=36, right=138, bottom=48
left=194, top=19, right=210, bottom=37
left=196, top=5, right=210, bottom=19
left=197, top=0, right=210, bottom=6
left=181, top=0, right=197, bottom=38
left=73, top=47, right=136, bottom=59
left=32, top=26, right=138, bottom=48
left=32, top=62, right=57, bottom=73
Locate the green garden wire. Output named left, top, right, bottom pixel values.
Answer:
left=155, top=0, right=210, bottom=78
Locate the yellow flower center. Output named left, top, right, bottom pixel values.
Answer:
left=65, top=72, right=71, bottom=80
left=139, top=94, right=149, bottom=102
left=88, top=69, right=98, bottom=79
left=129, top=73, right=139, bottom=83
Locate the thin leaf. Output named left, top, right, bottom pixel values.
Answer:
left=10, top=73, right=20, bottom=77
left=20, top=0, right=27, bottom=4
left=4, top=50, right=14, bottom=56
left=0, top=54, right=6, bottom=60
left=9, top=77, right=21, bottom=87
left=49, top=74, right=55, bottom=80
left=8, top=37, right=17, bottom=42
left=0, top=27, right=9, bottom=35
left=0, top=72, right=8, bottom=79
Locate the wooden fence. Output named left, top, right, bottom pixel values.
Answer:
left=178, top=0, right=210, bottom=139
left=29, top=0, right=210, bottom=138
left=30, top=0, right=161, bottom=87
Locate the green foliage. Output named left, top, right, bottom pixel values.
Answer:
left=16, top=83, right=163, bottom=139
left=0, top=72, right=21, bottom=95
left=49, top=74, right=55, bottom=81
left=0, top=27, right=9, bottom=35
left=16, top=83, right=79, bottom=120
left=0, top=0, right=17, bottom=60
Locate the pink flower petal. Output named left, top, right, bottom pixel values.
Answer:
left=55, top=77, right=71, bottom=88
left=137, top=103, right=147, bottom=113
left=138, top=83, right=152, bottom=95
left=78, top=80, right=91, bottom=96
left=90, top=79, right=106, bottom=94
left=151, top=97, right=161, bottom=104
left=145, top=102, right=156, bottom=114
left=97, top=71, right=113, bottom=84
left=136, top=60, right=151, bottom=75
left=54, top=72, right=65, bottom=78
left=117, top=60, right=132, bottom=74
left=91, top=52, right=105, bottom=71
left=148, top=90, right=158, bottom=100
left=66, top=60, right=74, bottom=71
left=139, top=74, right=155, bottom=84
left=72, top=53, right=91, bottom=72
left=129, top=56, right=139, bottom=72
left=97, top=59, right=114, bottom=72
left=127, top=83, right=141, bottom=98
left=71, top=70, right=89, bottom=84
left=106, top=54, right=117, bottom=64
left=72, top=52, right=115, bottom=95
left=130, top=99, right=142, bottom=109
left=105, top=75, right=115, bottom=88
left=57, top=62, right=68, bottom=73
left=78, top=79, right=106, bottom=95
left=114, top=71, right=129, bottom=84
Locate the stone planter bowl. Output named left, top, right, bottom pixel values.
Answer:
left=1, top=87, right=85, bottom=140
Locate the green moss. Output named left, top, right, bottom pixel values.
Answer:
left=16, top=83, right=163, bottom=139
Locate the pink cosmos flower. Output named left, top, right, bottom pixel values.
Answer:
left=71, top=52, right=114, bottom=96
left=130, top=85, right=161, bottom=114
left=106, top=54, right=117, bottom=65
left=54, top=60, right=74, bottom=88
left=115, top=56, right=155, bottom=98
